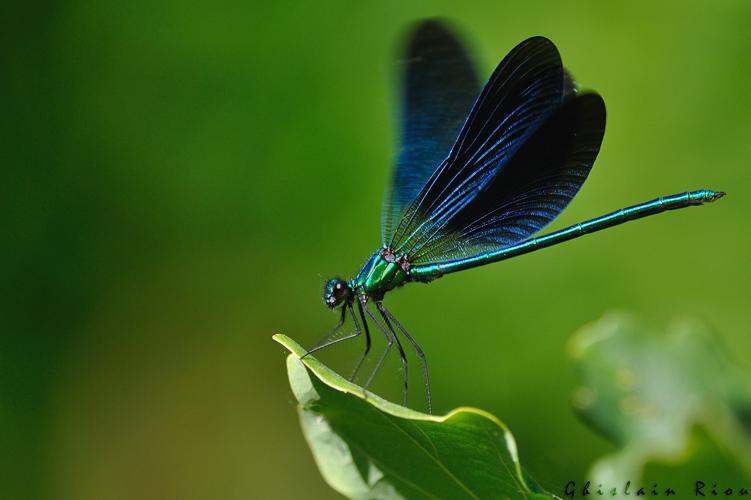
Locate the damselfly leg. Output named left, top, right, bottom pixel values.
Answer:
left=307, top=305, right=346, bottom=352
left=347, top=300, right=372, bottom=381
left=362, top=304, right=394, bottom=390
left=304, top=301, right=374, bottom=383
left=304, top=303, right=361, bottom=358
left=375, top=301, right=410, bottom=408
left=305, top=298, right=431, bottom=414
left=378, top=302, right=432, bottom=414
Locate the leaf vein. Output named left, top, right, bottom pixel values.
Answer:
left=378, top=412, right=481, bottom=500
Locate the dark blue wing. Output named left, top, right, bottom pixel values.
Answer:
left=381, top=20, right=480, bottom=246
left=387, top=36, right=566, bottom=256
left=409, top=93, right=606, bottom=265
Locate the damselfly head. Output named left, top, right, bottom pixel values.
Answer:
left=323, top=277, right=352, bottom=308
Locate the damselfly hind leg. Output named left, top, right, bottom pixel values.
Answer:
left=380, top=303, right=432, bottom=414
left=376, top=301, right=409, bottom=408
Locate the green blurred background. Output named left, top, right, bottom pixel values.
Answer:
left=3, top=1, right=750, bottom=498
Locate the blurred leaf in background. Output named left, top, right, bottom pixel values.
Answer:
left=3, top=1, right=750, bottom=499
left=570, top=312, right=751, bottom=489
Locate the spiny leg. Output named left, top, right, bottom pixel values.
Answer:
left=303, top=303, right=360, bottom=358
left=376, top=301, right=409, bottom=407
left=362, top=303, right=394, bottom=390
left=348, top=300, right=372, bottom=382
left=308, top=305, right=346, bottom=351
left=380, top=303, right=432, bottom=415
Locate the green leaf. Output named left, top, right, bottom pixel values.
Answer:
left=274, top=334, right=557, bottom=500
left=569, top=312, right=751, bottom=484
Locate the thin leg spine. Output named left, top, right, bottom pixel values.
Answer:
left=303, top=304, right=361, bottom=358
left=376, top=301, right=409, bottom=407
left=381, top=304, right=432, bottom=415
left=362, top=304, right=394, bottom=390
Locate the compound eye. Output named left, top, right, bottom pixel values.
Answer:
left=323, top=278, right=348, bottom=308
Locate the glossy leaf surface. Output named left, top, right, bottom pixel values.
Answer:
left=275, top=334, right=557, bottom=500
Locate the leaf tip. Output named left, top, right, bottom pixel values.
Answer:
left=273, top=333, right=306, bottom=358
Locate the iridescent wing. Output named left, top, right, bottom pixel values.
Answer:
left=381, top=20, right=480, bottom=245
left=386, top=36, right=567, bottom=257
left=409, top=92, right=606, bottom=265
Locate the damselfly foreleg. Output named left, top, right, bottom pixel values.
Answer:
left=304, top=303, right=360, bottom=358
left=362, top=303, right=394, bottom=390
left=348, top=300, right=372, bottom=381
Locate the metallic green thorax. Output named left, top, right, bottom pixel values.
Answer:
left=350, top=250, right=409, bottom=299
